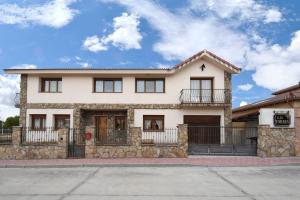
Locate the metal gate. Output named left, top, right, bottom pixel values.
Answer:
left=188, top=126, right=257, bottom=156
left=68, top=128, right=85, bottom=158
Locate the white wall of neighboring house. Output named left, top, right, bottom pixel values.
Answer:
left=259, top=108, right=295, bottom=128
left=26, top=59, right=225, bottom=104
left=26, top=109, right=74, bottom=128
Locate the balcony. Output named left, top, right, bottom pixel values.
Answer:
left=14, top=93, right=20, bottom=108
left=179, top=89, right=230, bottom=106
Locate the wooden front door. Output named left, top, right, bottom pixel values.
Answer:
left=96, top=116, right=108, bottom=143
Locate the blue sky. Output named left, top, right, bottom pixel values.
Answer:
left=0, top=0, right=300, bottom=119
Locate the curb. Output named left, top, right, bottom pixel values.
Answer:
left=0, top=162, right=300, bottom=168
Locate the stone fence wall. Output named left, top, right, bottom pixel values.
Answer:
left=85, top=124, right=188, bottom=158
left=0, top=125, right=188, bottom=160
left=257, top=125, right=296, bottom=157
left=0, top=127, right=68, bottom=159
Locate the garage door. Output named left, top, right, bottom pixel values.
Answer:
left=184, top=115, right=220, bottom=144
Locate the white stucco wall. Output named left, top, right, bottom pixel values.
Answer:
left=134, top=109, right=224, bottom=128
left=259, top=108, right=294, bottom=128
left=27, top=59, right=225, bottom=104
left=26, top=109, right=73, bottom=128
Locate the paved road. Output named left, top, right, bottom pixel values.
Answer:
left=0, top=165, right=299, bottom=200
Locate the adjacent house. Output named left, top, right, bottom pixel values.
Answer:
left=3, top=50, right=242, bottom=159
left=233, top=83, right=300, bottom=156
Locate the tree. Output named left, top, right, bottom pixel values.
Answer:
left=3, top=116, right=19, bottom=128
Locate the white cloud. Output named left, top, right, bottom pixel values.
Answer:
left=78, top=62, right=90, bottom=68
left=100, top=0, right=249, bottom=65
left=0, top=105, right=19, bottom=121
left=247, top=31, right=300, bottom=90
left=189, top=0, right=282, bottom=23
left=265, top=9, right=282, bottom=23
left=83, top=12, right=142, bottom=52
left=100, top=0, right=299, bottom=91
left=59, top=56, right=71, bottom=63
left=10, top=64, right=37, bottom=69
left=103, top=12, right=142, bottom=50
left=83, top=35, right=108, bottom=52
left=0, top=0, right=78, bottom=28
left=238, top=83, right=253, bottom=91
left=155, top=63, right=172, bottom=69
left=0, top=64, right=37, bottom=120
left=240, top=101, right=248, bottom=107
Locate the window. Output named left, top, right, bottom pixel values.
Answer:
left=190, top=78, right=213, bottom=103
left=115, top=116, right=126, bottom=130
left=31, top=115, right=46, bottom=129
left=143, top=115, right=164, bottom=131
left=136, top=79, right=165, bottom=93
left=94, top=79, right=122, bottom=93
left=54, top=115, right=70, bottom=130
left=41, top=78, right=62, bottom=93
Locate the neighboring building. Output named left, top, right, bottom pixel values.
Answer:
left=4, top=50, right=241, bottom=158
left=233, top=83, right=300, bottom=156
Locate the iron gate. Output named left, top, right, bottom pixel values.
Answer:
left=68, top=128, right=85, bottom=158
left=188, top=126, right=257, bottom=156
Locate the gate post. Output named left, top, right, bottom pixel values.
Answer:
left=177, top=124, right=188, bottom=157
left=57, top=128, right=68, bottom=159
left=12, top=126, right=22, bottom=146
left=85, top=126, right=96, bottom=158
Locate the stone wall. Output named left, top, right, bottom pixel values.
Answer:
left=20, top=74, right=27, bottom=128
left=0, top=125, right=188, bottom=159
left=0, top=127, right=68, bottom=160
left=85, top=124, right=188, bottom=158
left=257, top=125, right=296, bottom=157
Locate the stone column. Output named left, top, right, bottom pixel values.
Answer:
left=73, top=107, right=81, bottom=129
left=85, top=126, right=96, bottom=158
left=177, top=124, right=188, bottom=157
left=19, top=74, right=28, bottom=127
left=128, top=108, right=135, bottom=127
left=12, top=126, right=22, bottom=146
left=129, top=127, right=142, bottom=147
left=57, top=128, right=68, bottom=159
left=257, top=125, right=270, bottom=157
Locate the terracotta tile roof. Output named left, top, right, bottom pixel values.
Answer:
left=233, top=91, right=300, bottom=113
left=272, top=82, right=300, bottom=95
left=174, top=49, right=241, bottom=73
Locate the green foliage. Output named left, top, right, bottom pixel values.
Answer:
left=1, top=116, right=19, bottom=128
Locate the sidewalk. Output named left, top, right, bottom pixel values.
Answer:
left=1, top=156, right=300, bottom=167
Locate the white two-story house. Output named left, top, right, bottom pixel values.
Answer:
left=5, top=50, right=241, bottom=157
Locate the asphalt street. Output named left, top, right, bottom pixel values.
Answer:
left=0, top=165, right=299, bottom=200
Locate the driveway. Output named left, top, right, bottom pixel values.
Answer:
left=0, top=165, right=299, bottom=200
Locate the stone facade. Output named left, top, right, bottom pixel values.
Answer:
left=0, top=127, right=67, bottom=159
left=85, top=125, right=188, bottom=158
left=257, top=125, right=296, bottom=157
left=0, top=125, right=188, bottom=159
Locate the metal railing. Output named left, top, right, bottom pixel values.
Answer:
left=0, top=128, right=12, bottom=144
left=21, top=127, right=58, bottom=145
left=14, top=93, right=20, bottom=108
left=95, top=128, right=129, bottom=145
left=187, top=126, right=258, bottom=155
left=142, top=128, right=178, bottom=145
left=179, top=89, right=230, bottom=104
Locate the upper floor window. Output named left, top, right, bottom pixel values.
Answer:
left=94, top=79, right=122, bottom=93
left=136, top=79, right=165, bottom=93
left=41, top=78, right=62, bottom=93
